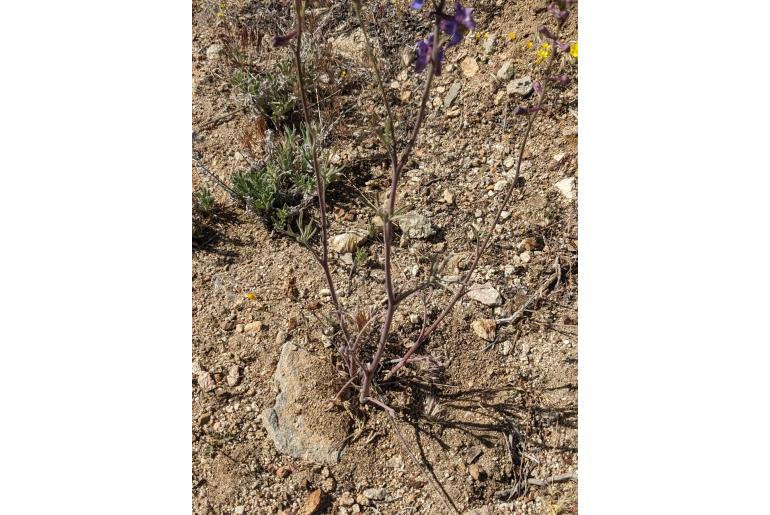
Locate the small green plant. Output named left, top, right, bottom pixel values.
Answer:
left=271, top=205, right=291, bottom=232
left=231, top=60, right=296, bottom=126
left=231, top=127, right=339, bottom=226
left=354, top=247, right=368, bottom=268
left=231, top=165, right=279, bottom=213
left=193, top=187, right=216, bottom=215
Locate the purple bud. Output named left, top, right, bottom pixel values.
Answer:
left=538, top=25, right=557, bottom=41
left=410, top=0, right=425, bottom=9
left=548, top=75, right=570, bottom=88
left=272, top=29, right=297, bottom=47
left=533, top=81, right=543, bottom=96
left=415, top=34, right=445, bottom=74
left=415, top=39, right=431, bottom=73
left=548, top=3, right=569, bottom=24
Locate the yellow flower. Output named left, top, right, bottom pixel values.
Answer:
left=535, top=42, right=552, bottom=62
left=245, top=293, right=257, bottom=300
left=570, top=42, right=578, bottom=59
left=507, top=32, right=516, bottom=41
left=524, top=41, right=534, bottom=50
left=482, top=31, right=490, bottom=40
left=340, top=69, right=347, bottom=79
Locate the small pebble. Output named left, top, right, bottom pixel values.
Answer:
left=363, top=487, right=386, bottom=501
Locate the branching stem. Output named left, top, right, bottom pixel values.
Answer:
left=360, top=1, right=445, bottom=402
left=386, top=30, right=563, bottom=380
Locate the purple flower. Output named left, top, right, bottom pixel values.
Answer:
left=548, top=74, right=570, bottom=87
left=454, top=3, right=476, bottom=30
left=439, top=18, right=461, bottom=46
left=415, top=34, right=445, bottom=74
left=440, top=2, right=476, bottom=47
left=533, top=81, right=543, bottom=96
left=413, top=2, right=476, bottom=73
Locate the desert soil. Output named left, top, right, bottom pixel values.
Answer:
left=192, top=1, right=578, bottom=513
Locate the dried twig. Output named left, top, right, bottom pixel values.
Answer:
left=359, top=0, right=447, bottom=403
left=195, top=106, right=247, bottom=132
left=192, top=153, right=241, bottom=202
left=291, top=0, right=350, bottom=341
left=385, top=25, right=565, bottom=380
left=494, top=473, right=577, bottom=500
left=496, top=258, right=561, bottom=325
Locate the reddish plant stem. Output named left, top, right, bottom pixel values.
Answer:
left=291, top=0, right=349, bottom=341
left=360, top=4, right=445, bottom=402
left=385, top=40, right=562, bottom=380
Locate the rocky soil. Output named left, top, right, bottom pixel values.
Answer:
left=193, top=0, right=578, bottom=513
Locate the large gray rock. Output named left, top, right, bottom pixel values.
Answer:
left=262, top=343, right=349, bottom=465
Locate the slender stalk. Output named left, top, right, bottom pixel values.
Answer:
left=352, top=0, right=399, bottom=169
left=386, top=39, right=563, bottom=380
left=360, top=4, right=444, bottom=402
left=291, top=0, right=349, bottom=341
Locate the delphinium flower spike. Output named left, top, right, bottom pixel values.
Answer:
left=412, top=1, right=475, bottom=73
left=441, top=2, right=476, bottom=47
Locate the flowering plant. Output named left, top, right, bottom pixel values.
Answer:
left=271, top=0, right=576, bottom=412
